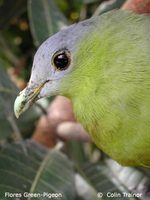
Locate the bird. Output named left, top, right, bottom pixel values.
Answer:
left=14, top=10, right=150, bottom=167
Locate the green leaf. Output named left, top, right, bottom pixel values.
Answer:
left=28, top=0, right=68, bottom=46
left=0, top=64, right=39, bottom=140
left=82, top=0, right=100, bottom=4
left=0, top=140, right=76, bottom=200
left=79, top=159, right=150, bottom=200
left=66, top=141, right=88, bottom=164
left=0, top=65, right=19, bottom=139
left=0, top=0, right=26, bottom=29
left=55, top=0, right=69, bottom=13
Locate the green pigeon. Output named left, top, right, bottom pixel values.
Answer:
left=14, top=10, right=150, bottom=167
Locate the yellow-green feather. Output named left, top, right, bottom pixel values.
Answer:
left=60, top=11, right=150, bottom=167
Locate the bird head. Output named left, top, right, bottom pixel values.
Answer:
left=14, top=18, right=97, bottom=118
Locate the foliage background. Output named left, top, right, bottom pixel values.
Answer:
left=0, top=0, right=150, bottom=199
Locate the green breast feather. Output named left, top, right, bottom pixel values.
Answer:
left=14, top=10, right=150, bottom=167
left=61, top=11, right=150, bottom=167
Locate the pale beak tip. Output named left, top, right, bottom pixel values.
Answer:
left=14, top=96, right=23, bottom=119
left=14, top=89, right=28, bottom=119
left=14, top=82, right=45, bottom=118
left=15, top=113, right=20, bottom=119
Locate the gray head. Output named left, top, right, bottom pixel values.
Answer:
left=14, top=17, right=97, bottom=118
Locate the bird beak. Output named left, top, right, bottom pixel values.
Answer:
left=14, top=81, right=47, bottom=118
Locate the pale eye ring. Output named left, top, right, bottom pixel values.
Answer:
left=52, top=49, right=71, bottom=71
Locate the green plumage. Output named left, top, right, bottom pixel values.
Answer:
left=14, top=10, right=150, bottom=167
left=60, top=11, right=150, bottom=167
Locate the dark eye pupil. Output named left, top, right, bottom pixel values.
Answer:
left=54, top=52, right=69, bottom=70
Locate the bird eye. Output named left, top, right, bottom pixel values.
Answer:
left=52, top=49, right=71, bottom=71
